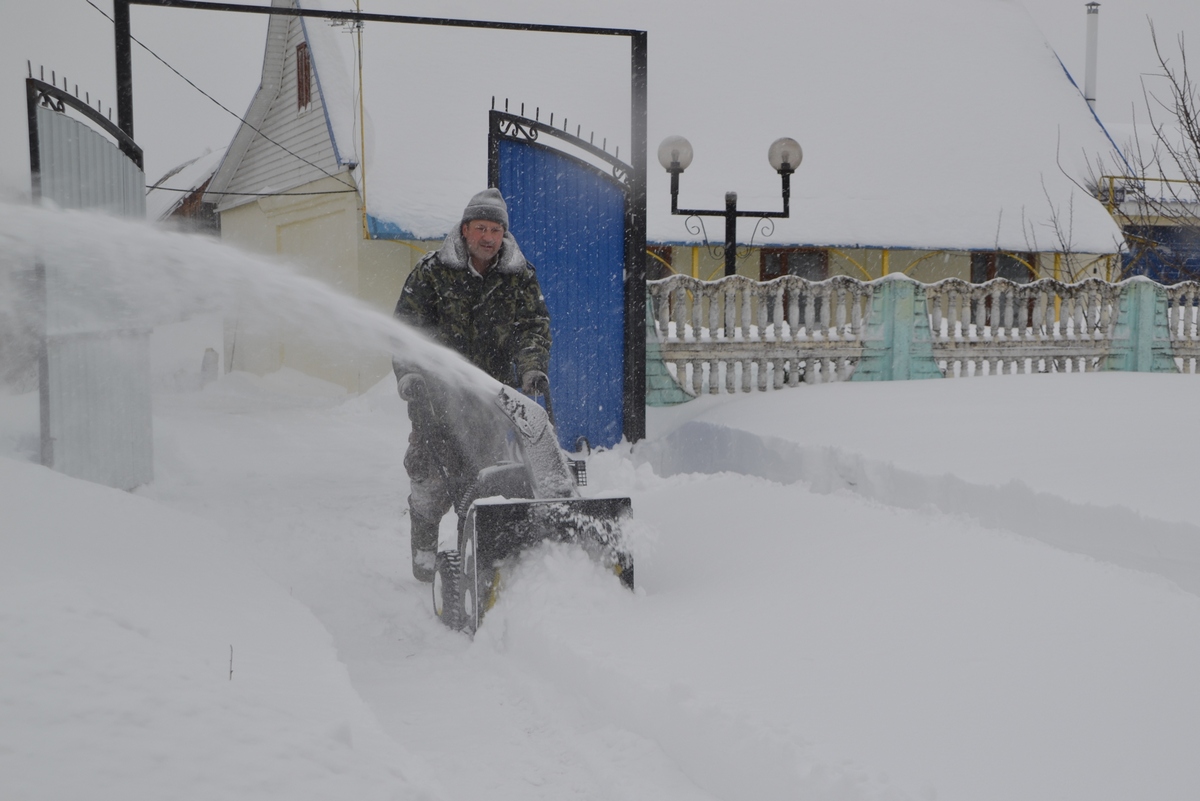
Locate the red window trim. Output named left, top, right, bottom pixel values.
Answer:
left=296, top=42, right=312, bottom=111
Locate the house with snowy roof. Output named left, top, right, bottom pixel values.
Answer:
left=147, top=148, right=224, bottom=233
left=1100, top=122, right=1200, bottom=281
left=207, top=0, right=1129, bottom=393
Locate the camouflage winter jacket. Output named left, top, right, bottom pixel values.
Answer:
left=393, top=231, right=551, bottom=388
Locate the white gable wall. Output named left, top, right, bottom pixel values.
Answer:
left=208, top=2, right=412, bottom=392
left=218, top=170, right=426, bottom=393
left=220, top=15, right=343, bottom=208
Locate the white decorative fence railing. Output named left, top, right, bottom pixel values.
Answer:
left=646, top=274, right=1200, bottom=398
left=1165, top=283, right=1200, bottom=370
left=648, top=274, right=872, bottom=394
left=923, top=278, right=1123, bottom=376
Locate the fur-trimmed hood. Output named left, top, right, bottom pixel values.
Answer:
left=435, top=231, right=529, bottom=274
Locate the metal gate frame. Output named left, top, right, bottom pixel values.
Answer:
left=488, top=109, right=640, bottom=446
left=27, top=76, right=152, bottom=489
left=27, top=78, right=144, bottom=180
left=111, top=0, right=648, bottom=442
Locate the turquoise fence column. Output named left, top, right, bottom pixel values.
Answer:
left=1104, top=278, right=1178, bottom=372
left=645, top=290, right=693, bottom=406
left=852, top=275, right=943, bottom=381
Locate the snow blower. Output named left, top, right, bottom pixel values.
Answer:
left=432, top=383, right=633, bottom=635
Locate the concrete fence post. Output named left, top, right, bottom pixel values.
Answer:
left=645, top=290, right=693, bottom=406
left=1104, top=278, right=1178, bottom=373
left=852, top=275, right=943, bottom=381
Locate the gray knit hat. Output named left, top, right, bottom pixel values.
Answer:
left=460, top=188, right=509, bottom=229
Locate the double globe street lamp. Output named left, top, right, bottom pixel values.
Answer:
left=657, top=135, right=803, bottom=276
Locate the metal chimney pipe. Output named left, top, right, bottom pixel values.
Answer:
left=1084, top=2, right=1100, bottom=110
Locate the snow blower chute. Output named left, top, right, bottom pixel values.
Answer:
left=432, top=384, right=633, bottom=635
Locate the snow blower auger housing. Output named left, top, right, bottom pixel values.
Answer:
left=433, top=386, right=633, bottom=635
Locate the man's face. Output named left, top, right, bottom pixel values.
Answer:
left=462, top=220, right=505, bottom=267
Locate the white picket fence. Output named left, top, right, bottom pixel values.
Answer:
left=647, top=274, right=1200, bottom=394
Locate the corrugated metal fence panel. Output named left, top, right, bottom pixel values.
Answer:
left=37, top=106, right=145, bottom=216
left=46, top=330, right=154, bottom=489
left=498, top=139, right=626, bottom=450
left=36, top=106, right=152, bottom=489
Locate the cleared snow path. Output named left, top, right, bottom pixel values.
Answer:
left=138, top=373, right=788, bottom=800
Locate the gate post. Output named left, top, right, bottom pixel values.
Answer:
left=625, top=29, right=649, bottom=440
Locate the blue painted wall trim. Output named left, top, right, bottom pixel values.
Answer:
left=366, top=214, right=420, bottom=241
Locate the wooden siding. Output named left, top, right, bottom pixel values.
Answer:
left=222, top=16, right=341, bottom=205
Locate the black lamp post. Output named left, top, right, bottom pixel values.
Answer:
left=658, top=135, right=802, bottom=276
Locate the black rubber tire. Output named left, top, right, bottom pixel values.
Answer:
left=459, top=507, right=502, bottom=636
left=432, top=550, right=465, bottom=631
left=460, top=511, right=480, bottom=635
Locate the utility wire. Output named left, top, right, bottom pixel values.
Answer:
left=84, top=0, right=357, bottom=192
left=148, top=185, right=357, bottom=196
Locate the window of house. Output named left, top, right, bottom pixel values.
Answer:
left=760, top=247, right=828, bottom=281
left=970, top=251, right=1038, bottom=327
left=646, top=246, right=674, bottom=280
left=1122, top=225, right=1200, bottom=283
left=970, top=251, right=1036, bottom=283
left=296, top=43, right=312, bottom=111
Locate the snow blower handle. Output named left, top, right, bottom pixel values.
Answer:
left=523, top=370, right=554, bottom=429
left=542, top=384, right=555, bottom=430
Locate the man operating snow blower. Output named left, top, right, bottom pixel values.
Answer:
left=393, top=188, right=551, bottom=583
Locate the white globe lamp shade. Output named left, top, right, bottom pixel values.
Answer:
left=767, top=137, right=803, bottom=173
left=657, top=135, right=694, bottom=171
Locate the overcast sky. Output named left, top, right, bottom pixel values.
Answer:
left=1, top=0, right=1196, bottom=197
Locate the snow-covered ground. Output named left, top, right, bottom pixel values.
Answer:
left=4, top=353, right=1200, bottom=800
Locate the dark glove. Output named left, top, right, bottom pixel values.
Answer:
left=521, top=369, right=549, bottom=396
left=397, top=373, right=426, bottom=402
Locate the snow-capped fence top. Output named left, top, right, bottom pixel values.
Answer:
left=646, top=274, right=1200, bottom=400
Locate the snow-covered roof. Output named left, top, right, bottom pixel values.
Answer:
left=146, top=149, right=224, bottom=222
left=298, top=0, right=1127, bottom=253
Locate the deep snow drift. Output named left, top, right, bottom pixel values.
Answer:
left=4, top=362, right=1200, bottom=801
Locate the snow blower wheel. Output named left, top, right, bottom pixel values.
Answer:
left=459, top=505, right=501, bottom=635
left=432, top=550, right=465, bottom=632
left=461, top=521, right=479, bottom=635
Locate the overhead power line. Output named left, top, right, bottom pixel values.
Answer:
left=148, top=185, right=357, bottom=196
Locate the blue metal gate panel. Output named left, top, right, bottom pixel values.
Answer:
left=498, top=139, right=626, bottom=450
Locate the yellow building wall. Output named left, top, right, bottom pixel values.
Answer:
left=219, top=197, right=286, bottom=380
left=217, top=173, right=422, bottom=393
left=651, top=244, right=1115, bottom=284
left=827, top=249, right=971, bottom=283
left=358, top=238, right=438, bottom=315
